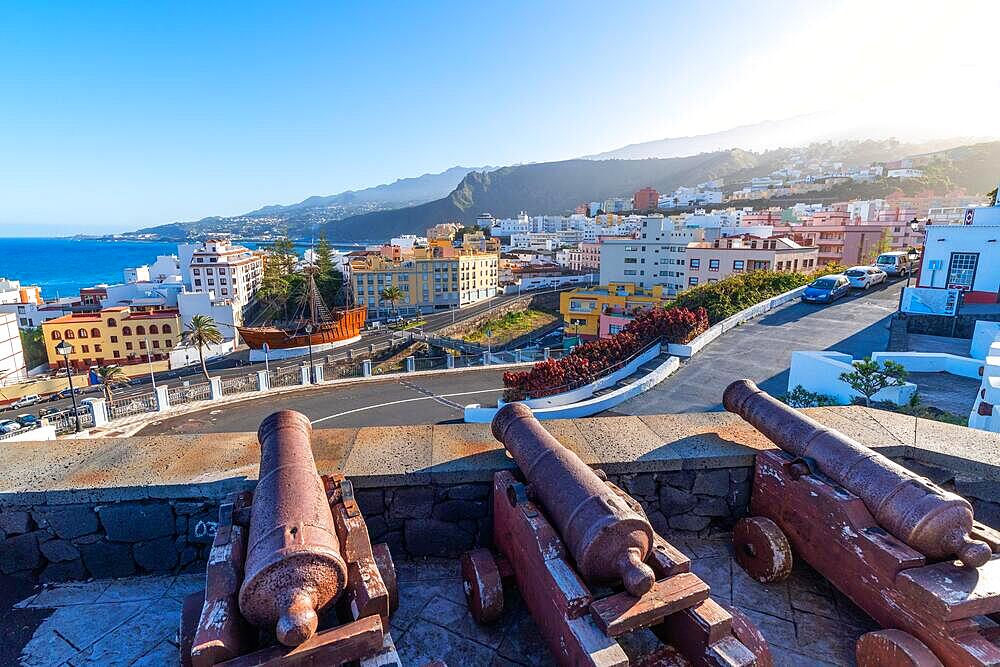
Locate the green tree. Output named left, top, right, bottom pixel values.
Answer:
left=864, top=228, right=892, bottom=264
left=380, top=285, right=404, bottom=318
left=94, top=364, right=127, bottom=401
left=780, top=385, right=839, bottom=408
left=18, top=327, right=46, bottom=369
left=271, top=232, right=298, bottom=276
left=182, top=314, right=224, bottom=381
left=988, top=186, right=998, bottom=207
left=839, top=358, right=907, bottom=407
left=314, top=232, right=343, bottom=306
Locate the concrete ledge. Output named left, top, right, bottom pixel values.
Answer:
left=871, top=351, right=984, bottom=379
left=668, top=286, right=807, bottom=357
left=788, top=350, right=917, bottom=405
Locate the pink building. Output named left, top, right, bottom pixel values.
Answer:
left=567, top=243, right=601, bottom=272
left=633, top=187, right=659, bottom=212
left=685, top=236, right=818, bottom=287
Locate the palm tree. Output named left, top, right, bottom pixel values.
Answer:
left=95, top=365, right=127, bottom=401
left=182, top=314, right=223, bottom=381
left=380, top=285, right=404, bottom=319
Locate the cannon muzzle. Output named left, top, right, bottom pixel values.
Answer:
left=492, top=403, right=655, bottom=596
left=724, top=379, right=992, bottom=568
left=238, top=410, right=349, bottom=646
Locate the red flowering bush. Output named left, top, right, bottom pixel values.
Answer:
left=503, top=306, right=708, bottom=401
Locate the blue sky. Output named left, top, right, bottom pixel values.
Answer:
left=0, top=1, right=997, bottom=235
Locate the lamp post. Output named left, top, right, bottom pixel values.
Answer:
left=55, top=340, right=80, bottom=433
left=305, top=322, right=315, bottom=384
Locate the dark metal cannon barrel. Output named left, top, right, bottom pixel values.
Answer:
left=492, top=403, right=656, bottom=596
left=238, top=410, right=349, bottom=646
left=724, top=379, right=992, bottom=568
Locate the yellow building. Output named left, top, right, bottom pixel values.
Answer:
left=41, top=306, right=182, bottom=372
left=351, top=248, right=499, bottom=316
left=560, top=283, right=668, bottom=339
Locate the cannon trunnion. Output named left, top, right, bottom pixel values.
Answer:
left=725, top=380, right=1000, bottom=667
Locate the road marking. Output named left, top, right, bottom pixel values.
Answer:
left=398, top=379, right=464, bottom=409
left=310, top=387, right=504, bottom=425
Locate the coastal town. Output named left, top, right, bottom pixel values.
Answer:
left=5, top=2, right=1000, bottom=666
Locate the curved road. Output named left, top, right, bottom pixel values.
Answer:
left=139, top=279, right=905, bottom=434
left=615, top=278, right=905, bottom=414
left=138, top=368, right=508, bottom=434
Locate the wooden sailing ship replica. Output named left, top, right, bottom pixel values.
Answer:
left=238, top=269, right=366, bottom=351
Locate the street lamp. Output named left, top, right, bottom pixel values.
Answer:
left=305, top=322, right=315, bottom=384
left=55, top=340, right=80, bottom=433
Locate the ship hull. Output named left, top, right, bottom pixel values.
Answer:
left=237, top=306, right=367, bottom=351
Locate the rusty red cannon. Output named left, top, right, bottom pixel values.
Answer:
left=462, top=402, right=772, bottom=666
left=178, top=410, right=402, bottom=667
left=725, top=379, right=1000, bottom=666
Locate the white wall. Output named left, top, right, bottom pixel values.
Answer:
left=971, top=321, right=1000, bottom=360
left=0, top=313, right=27, bottom=385
left=169, top=339, right=235, bottom=368
left=788, top=351, right=916, bottom=406
left=918, top=217, right=1000, bottom=291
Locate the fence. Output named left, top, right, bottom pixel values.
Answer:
left=221, top=373, right=260, bottom=396
left=44, top=410, right=96, bottom=435
left=269, top=367, right=301, bottom=388
left=107, top=394, right=159, bottom=420
left=167, top=382, right=212, bottom=406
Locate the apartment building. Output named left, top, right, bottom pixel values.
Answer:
left=600, top=215, right=706, bottom=295
left=633, top=187, right=659, bottom=212
left=41, top=306, right=182, bottom=371
left=560, top=283, right=668, bottom=340
left=351, top=248, right=498, bottom=316
left=567, top=243, right=601, bottom=272
left=187, top=239, right=263, bottom=315
left=684, top=236, right=818, bottom=287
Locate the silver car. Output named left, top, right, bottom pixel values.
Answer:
left=844, top=266, right=887, bottom=290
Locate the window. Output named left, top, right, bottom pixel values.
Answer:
left=126, top=342, right=133, bottom=350
left=78, top=328, right=88, bottom=338
left=733, top=260, right=745, bottom=271
left=166, top=339, right=173, bottom=347
left=194, top=279, right=202, bottom=286
left=139, top=340, right=147, bottom=350
left=149, top=325, right=159, bottom=334
left=689, top=258, right=701, bottom=269
left=623, top=269, right=637, bottom=276
left=708, top=259, right=720, bottom=272
left=51, top=331, right=61, bottom=340
left=193, top=268, right=200, bottom=275
left=107, top=318, right=117, bottom=327
left=113, top=350, right=121, bottom=358
left=81, top=345, right=89, bottom=353
left=94, top=344, right=102, bottom=352
left=623, top=258, right=637, bottom=264
left=162, top=324, right=171, bottom=334
left=64, top=330, right=75, bottom=339
left=110, top=336, right=118, bottom=343
left=123, top=326, right=132, bottom=335
left=136, top=325, right=145, bottom=335
left=152, top=340, right=160, bottom=348
left=688, top=277, right=699, bottom=286
left=90, top=328, right=100, bottom=338
left=947, top=252, right=979, bottom=289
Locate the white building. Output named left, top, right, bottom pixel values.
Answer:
left=187, top=239, right=263, bottom=316
left=123, top=255, right=183, bottom=284
left=915, top=205, right=1000, bottom=303
left=887, top=168, right=923, bottom=179
left=0, top=313, right=27, bottom=385
left=600, top=215, right=706, bottom=295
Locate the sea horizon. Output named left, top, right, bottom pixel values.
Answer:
left=0, top=236, right=364, bottom=300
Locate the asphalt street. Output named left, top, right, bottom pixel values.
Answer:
left=138, top=369, right=509, bottom=434
left=4, top=288, right=560, bottom=418
left=614, top=278, right=905, bottom=414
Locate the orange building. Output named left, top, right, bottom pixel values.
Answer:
left=633, top=187, right=659, bottom=213
left=41, top=306, right=181, bottom=371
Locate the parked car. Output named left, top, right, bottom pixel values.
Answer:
left=15, top=414, right=39, bottom=427
left=875, top=251, right=920, bottom=277
left=801, top=275, right=851, bottom=303
left=51, top=387, right=82, bottom=401
left=844, top=266, right=887, bottom=290
left=11, top=394, right=40, bottom=409
left=0, top=419, right=22, bottom=434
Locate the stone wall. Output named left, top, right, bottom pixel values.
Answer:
left=436, top=292, right=561, bottom=339
left=0, top=497, right=221, bottom=583
left=0, top=466, right=753, bottom=583
left=905, top=311, right=1000, bottom=339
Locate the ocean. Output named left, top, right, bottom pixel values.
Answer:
left=0, top=237, right=362, bottom=299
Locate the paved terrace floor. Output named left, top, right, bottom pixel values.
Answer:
left=616, top=279, right=904, bottom=415
left=3, top=535, right=874, bottom=667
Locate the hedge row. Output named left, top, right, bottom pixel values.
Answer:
left=503, top=307, right=708, bottom=401
left=671, top=264, right=845, bottom=324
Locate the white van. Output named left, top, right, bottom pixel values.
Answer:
left=875, top=251, right=919, bottom=277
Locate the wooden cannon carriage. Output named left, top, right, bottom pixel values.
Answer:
left=178, top=411, right=401, bottom=666
left=726, top=380, right=1000, bottom=666
left=461, top=403, right=772, bottom=666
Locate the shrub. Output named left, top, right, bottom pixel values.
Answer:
left=780, top=385, right=839, bottom=408
left=503, top=307, right=708, bottom=400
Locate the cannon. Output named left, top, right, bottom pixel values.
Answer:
left=178, top=410, right=402, bottom=667
left=725, top=380, right=1000, bottom=666
left=462, top=403, right=772, bottom=666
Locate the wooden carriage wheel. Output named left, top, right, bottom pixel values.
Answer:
left=460, top=548, right=504, bottom=624
left=855, top=630, right=943, bottom=666
left=733, top=516, right=793, bottom=583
